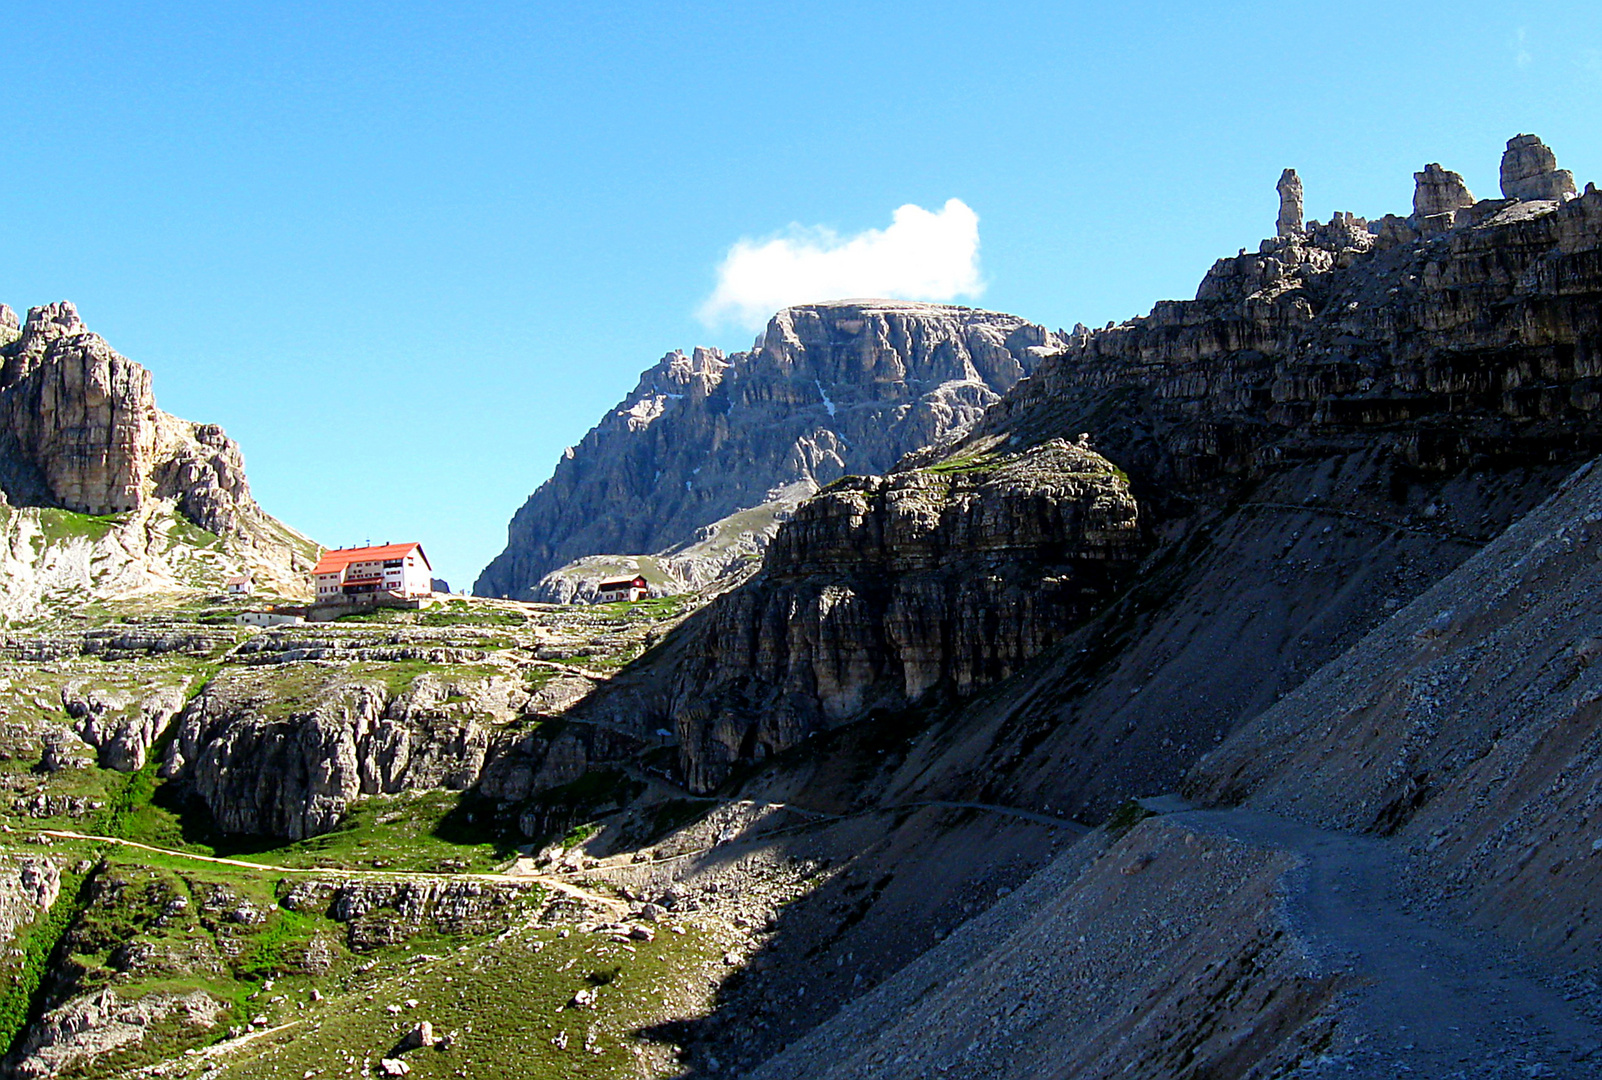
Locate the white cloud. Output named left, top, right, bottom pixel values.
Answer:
left=1513, top=26, right=1532, bottom=68
left=698, top=198, right=984, bottom=330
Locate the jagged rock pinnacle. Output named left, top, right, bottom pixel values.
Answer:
left=1276, top=168, right=1304, bottom=237
left=1412, top=163, right=1475, bottom=219
left=1500, top=133, right=1577, bottom=201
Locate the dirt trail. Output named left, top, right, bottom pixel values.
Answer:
left=34, top=829, right=627, bottom=913
left=1177, top=808, right=1602, bottom=1078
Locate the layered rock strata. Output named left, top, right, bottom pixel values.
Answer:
left=165, top=668, right=528, bottom=839
left=666, top=440, right=1139, bottom=789
left=974, top=142, right=1602, bottom=500
left=1501, top=132, right=1577, bottom=201
left=1411, top=162, right=1475, bottom=218
left=475, top=301, right=1060, bottom=599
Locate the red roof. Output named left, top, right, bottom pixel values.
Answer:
left=312, top=542, right=429, bottom=576
left=598, top=577, right=649, bottom=590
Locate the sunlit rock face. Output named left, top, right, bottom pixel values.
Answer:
left=474, top=300, right=1061, bottom=599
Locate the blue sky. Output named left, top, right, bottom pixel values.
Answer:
left=1, top=1, right=1598, bottom=589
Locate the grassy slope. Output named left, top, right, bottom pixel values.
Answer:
left=0, top=593, right=717, bottom=1078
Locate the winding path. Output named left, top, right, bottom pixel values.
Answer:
left=35, top=829, right=626, bottom=912
left=1175, top=808, right=1602, bottom=1078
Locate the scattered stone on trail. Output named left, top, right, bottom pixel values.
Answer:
left=401, top=1021, right=433, bottom=1050
left=378, top=1059, right=410, bottom=1077
left=569, top=988, right=598, bottom=1010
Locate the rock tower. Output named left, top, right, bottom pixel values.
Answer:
left=1276, top=169, right=1304, bottom=237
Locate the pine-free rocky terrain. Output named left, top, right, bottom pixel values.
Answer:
left=3, top=133, right=1602, bottom=1079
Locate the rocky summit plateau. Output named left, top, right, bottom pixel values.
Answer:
left=2, top=132, right=1602, bottom=1080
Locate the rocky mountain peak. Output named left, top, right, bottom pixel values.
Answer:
left=0, top=301, right=316, bottom=614
left=475, top=299, right=1060, bottom=599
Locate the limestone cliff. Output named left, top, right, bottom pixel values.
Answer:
left=0, top=302, right=317, bottom=617
left=868, top=133, right=1602, bottom=822
left=500, top=134, right=1602, bottom=810
left=166, top=666, right=527, bottom=839
left=664, top=440, right=1140, bottom=790
left=970, top=136, right=1602, bottom=495
left=474, top=301, right=1059, bottom=599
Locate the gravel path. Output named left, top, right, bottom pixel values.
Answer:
left=36, top=828, right=626, bottom=912
left=1178, top=808, right=1602, bottom=1078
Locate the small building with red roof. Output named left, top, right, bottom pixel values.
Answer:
left=595, top=575, right=649, bottom=604
left=313, top=542, right=434, bottom=604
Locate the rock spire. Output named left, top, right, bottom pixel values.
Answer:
left=1412, top=163, right=1475, bottom=219
left=1500, top=133, right=1577, bottom=201
left=1276, top=169, right=1304, bottom=237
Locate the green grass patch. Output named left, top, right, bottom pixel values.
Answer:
left=206, top=919, right=723, bottom=1080
left=1103, top=800, right=1155, bottom=837
left=0, top=865, right=90, bottom=1057
left=922, top=451, right=1005, bottom=475
left=558, top=822, right=600, bottom=850
left=232, top=791, right=518, bottom=874
left=34, top=508, right=126, bottom=545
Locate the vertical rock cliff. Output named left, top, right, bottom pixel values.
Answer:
left=474, top=300, right=1061, bottom=599
left=0, top=301, right=317, bottom=614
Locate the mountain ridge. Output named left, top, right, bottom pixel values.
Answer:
left=474, top=299, right=1061, bottom=599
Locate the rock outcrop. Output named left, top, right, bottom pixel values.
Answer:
left=1276, top=167, right=1303, bottom=236
left=0, top=854, right=61, bottom=943
left=6, top=988, right=227, bottom=1080
left=475, top=301, right=1059, bottom=599
left=63, top=681, right=188, bottom=772
left=0, top=301, right=318, bottom=615
left=1500, top=133, right=1577, bottom=202
left=1411, top=162, right=1475, bottom=219
left=0, top=302, right=157, bottom=515
left=164, top=667, right=526, bottom=838
left=281, top=876, right=535, bottom=950
left=662, top=440, right=1140, bottom=790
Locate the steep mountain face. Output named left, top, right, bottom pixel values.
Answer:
left=754, top=432, right=1602, bottom=1080
left=665, top=440, right=1141, bottom=791
left=500, top=135, right=1602, bottom=813
left=1186, top=455, right=1602, bottom=962
left=0, top=302, right=316, bottom=616
left=474, top=300, right=1060, bottom=599
left=639, top=134, right=1602, bottom=1079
